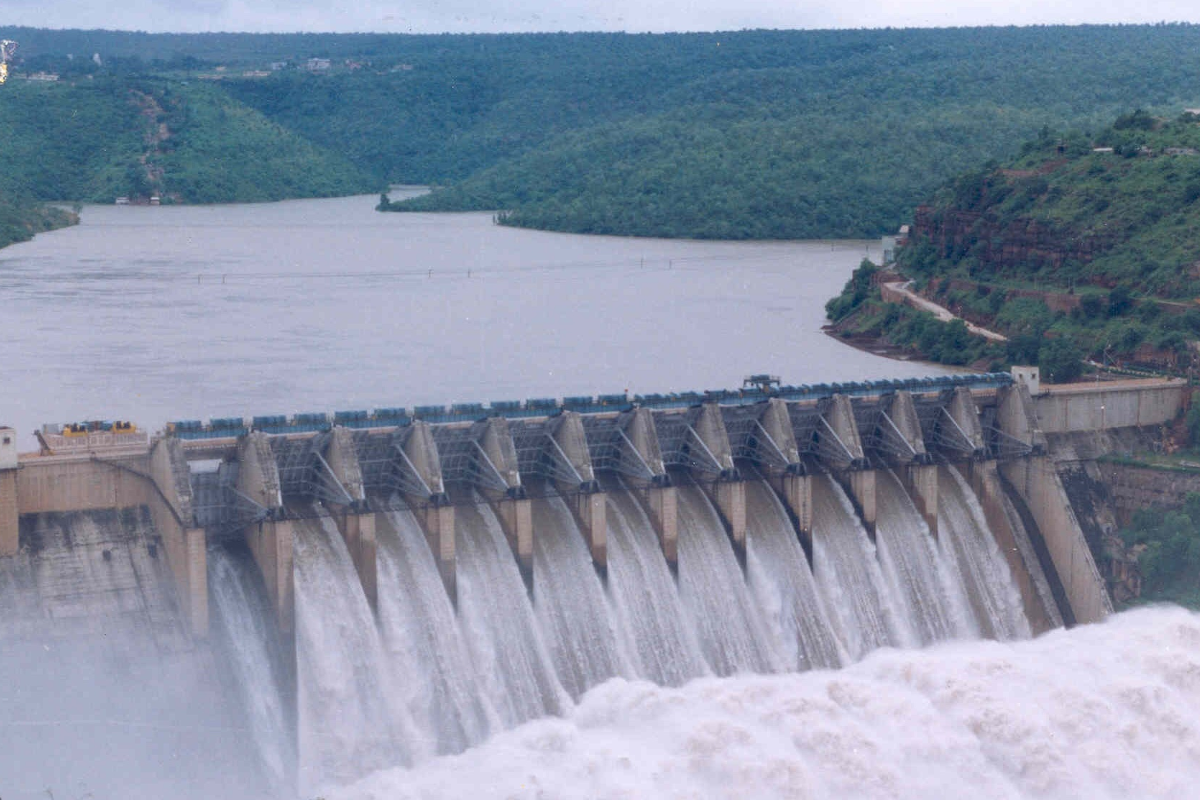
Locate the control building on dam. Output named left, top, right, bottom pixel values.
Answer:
left=0, top=371, right=1188, bottom=663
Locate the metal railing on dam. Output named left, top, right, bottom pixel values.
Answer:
left=162, top=372, right=1015, bottom=439
left=1, top=371, right=1187, bottom=648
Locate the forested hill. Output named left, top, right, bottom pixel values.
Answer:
left=0, top=195, right=76, bottom=250
left=11, top=26, right=1200, bottom=235
left=825, top=112, right=1200, bottom=382
left=0, top=76, right=371, bottom=204
left=902, top=110, right=1200, bottom=298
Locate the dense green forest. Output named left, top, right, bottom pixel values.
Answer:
left=10, top=26, right=1200, bottom=235
left=827, top=112, right=1200, bottom=377
left=0, top=195, right=76, bottom=250
left=0, top=77, right=370, bottom=203
left=1120, top=490, right=1200, bottom=609
left=904, top=110, right=1200, bottom=297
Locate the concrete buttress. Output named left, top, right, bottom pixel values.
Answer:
left=552, top=412, right=607, bottom=575
left=883, top=391, right=929, bottom=463
left=818, top=394, right=866, bottom=470
left=620, top=408, right=676, bottom=569
left=402, top=421, right=446, bottom=496
left=424, top=501, right=456, bottom=606
left=903, top=463, right=939, bottom=538
left=755, top=400, right=812, bottom=548
left=399, top=422, right=455, bottom=604
left=995, top=384, right=1112, bottom=624
left=967, top=460, right=1062, bottom=634
left=692, top=404, right=746, bottom=564
left=0, top=429, right=17, bottom=557
left=148, top=436, right=208, bottom=637
left=819, top=395, right=875, bottom=533
left=323, top=427, right=377, bottom=610
left=947, top=387, right=986, bottom=456
left=759, top=399, right=802, bottom=465
left=237, top=433, right=293, bottom=633
left=479, top=418, right=532, bottom=591
left=846, top=470, right=877, bottom=536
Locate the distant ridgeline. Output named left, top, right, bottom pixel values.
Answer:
left=13, top=26, right=1200, bottom=235
left=827, top=111, right=1200, bottom=379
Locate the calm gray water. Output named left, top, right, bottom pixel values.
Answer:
left=0, top=193, right=942, bottom=445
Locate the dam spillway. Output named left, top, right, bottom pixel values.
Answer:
left=0, top=372, right=1187, bottom=797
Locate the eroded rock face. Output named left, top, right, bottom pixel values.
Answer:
left=912, top=205, right=1119, bottom=281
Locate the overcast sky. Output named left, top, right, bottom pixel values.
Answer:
left=6, top=0, right=1200, bottom=34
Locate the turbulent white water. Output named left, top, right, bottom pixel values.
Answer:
left=376, top=506, right=496, bottom=756
left=810, top=475, right=905, bottom=659
left=453, top=492, right=571, bottom=727
left=335, top=606, right=1200, bottom=800
left=531, top=493, right=631, bottom=699
left=294, top=514, right=413, bottom=793
left=675, top=481, right=784, bottom=676
left=938, top=466, right=1032, bottom=641
left=208, top=547, right=296, bottom=790
left=743, top=479, right=844, bottom=671
left=601, top=477, right=710, bottom=686
left=874, top=469, right=979, bottom=645
left=0, top=511, right=266, bottom=800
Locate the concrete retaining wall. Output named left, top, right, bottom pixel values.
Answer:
left=1002, top=456, right=1113, bottom=624
left=17, top=456, right=152, bottom=514
left=1034, top=382, right=1187, bottom=433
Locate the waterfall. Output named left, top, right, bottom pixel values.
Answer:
left=874, top=470, right=979, bottom=644
left=531, top=492, right=631, bottom=699
left=294, top=513, right=413, bottom=793
left=453, top=491, right=571, bottom=727
left=938, top=466, right=1032, bottom=641
left=0, top=468, right=1071, bottom=797
left=809, top=474, right=902, bottom=660
left=742, top=478, right=844, bottom=670
left=601, top=476, right=709, bottom=686
left=208, top=546, right=295, bottom=792
left=674, top=481, right=784, bottom=675
left=375, top=505, right=496, bottom=756
left=0, top=511, right=265, bottom=800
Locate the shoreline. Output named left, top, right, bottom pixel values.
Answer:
left=822, top=325, right=933, bottom=365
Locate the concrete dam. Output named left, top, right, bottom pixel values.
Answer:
left=0, top=371, right=1188, bottom=797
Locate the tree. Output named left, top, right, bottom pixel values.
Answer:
left=1038, top=338, right=1084, bottom=382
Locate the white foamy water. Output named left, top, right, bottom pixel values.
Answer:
left=531, top=493, right=632, bottom=699
left=874, top=469, right=978, bottom=644
left=294, top=514, right=414, bottom=793
left=939, top=466, right=1032, bottom=641
left=376, top=506, right=496, bottom=756
left=453, top=492, right=571, bottom=727
left=810, top=475, right=906, bottom=659
left=208, top=548, right=296, bottom=790
left=602, top=477, right=710, bottom=686
left=334, top=606, right=1200, bottom=800
left=743, top=478, right=844, bottom=670
left=675, top=482, right=784, bottom=676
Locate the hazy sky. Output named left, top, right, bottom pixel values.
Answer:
left=6, top=0, right=1200, bottom=34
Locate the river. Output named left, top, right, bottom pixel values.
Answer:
left=0, top=192, right=942, bottom=445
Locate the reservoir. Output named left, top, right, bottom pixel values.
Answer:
left=0, top=191, right=941, bottom=443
